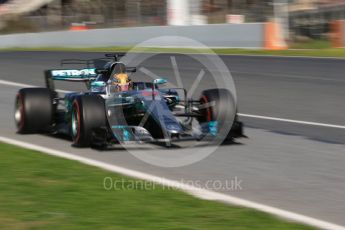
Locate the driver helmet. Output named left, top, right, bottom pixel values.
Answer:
left=113, top=73, right=132, bottom=91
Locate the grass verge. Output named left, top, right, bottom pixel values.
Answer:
left=1, top=45, right=345, bottom=58
left=289, top=40, right=332, bottom=50
left=0, top=141, right=314, bottom=230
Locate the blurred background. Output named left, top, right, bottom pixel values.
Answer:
left=0, top=0, right=344, bottom=42
left=0, top=0, right=345, bottom=46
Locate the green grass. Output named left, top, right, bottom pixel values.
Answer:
left=1, top=42, right=345, bottom=58
left=0, top=142, right=314, bottom=230
left=290, top=39, right=332, bottom=50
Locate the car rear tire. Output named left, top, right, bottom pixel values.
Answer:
left=15, top=88, right=55, bottom=134
left=71, top=95, right=107, bottom=147
left=197, top=88, right=236, bottom=140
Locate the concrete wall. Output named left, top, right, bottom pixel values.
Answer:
left=0, top=23, right=265, bottom=49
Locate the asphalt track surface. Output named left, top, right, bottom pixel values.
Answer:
left=1, top=51, right=345, bottom=227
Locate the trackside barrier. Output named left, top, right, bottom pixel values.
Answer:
left=331, top=20, right=345, bottom=48
left=0, top=23, right=289, bottom=49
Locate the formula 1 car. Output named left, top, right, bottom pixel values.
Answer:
left=14, top=53, right=243, bottom=147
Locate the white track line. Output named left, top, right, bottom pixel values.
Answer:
left=239, top=113, right=345, bottom=129
left=0, top=136, right=344, bottom=230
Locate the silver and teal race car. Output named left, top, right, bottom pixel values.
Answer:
left=14, top=53, right=243, bottom=148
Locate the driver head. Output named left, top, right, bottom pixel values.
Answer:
left=114, top=73, right=131, bottom=91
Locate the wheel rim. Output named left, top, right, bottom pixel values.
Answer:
left=71, top=100, right=82, bottom=144
left=71, top=108, right=78, bottom=138
left=14, top=94, right=24, bottom=130
left=200, top=96, right=212, bottom=122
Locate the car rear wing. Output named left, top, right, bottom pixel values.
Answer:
left=45, top=68, right=97, bottom=91
left=45, top=53, right=134, bottom=91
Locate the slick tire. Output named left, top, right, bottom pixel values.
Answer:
left=71, top=95, right=107, bottom=147
left=198, top=88, right=236, bottom=140
left=15, top=88, right=54, bottom=134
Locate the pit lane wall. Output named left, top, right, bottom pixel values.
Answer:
left=0, top=23, right=286, bottom=49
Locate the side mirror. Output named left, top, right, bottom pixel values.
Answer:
left=153, top=78, right=167, bottom=85
left=91, top=81, right=106, bottom=87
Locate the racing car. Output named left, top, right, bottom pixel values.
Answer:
left=14, top=53, right=243, bottom=147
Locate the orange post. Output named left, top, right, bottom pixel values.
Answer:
left=264, top=22, right=288, bottom=50
left=69, top=23, right=88, bottom=31
left=331, top=20, right=345, bottom=48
